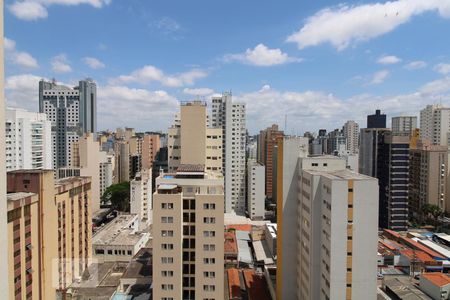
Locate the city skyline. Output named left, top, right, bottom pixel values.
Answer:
left=4, top=0, right=450, bottom=133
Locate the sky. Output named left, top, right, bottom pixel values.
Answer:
left=4, top=0, right=450, bottom=134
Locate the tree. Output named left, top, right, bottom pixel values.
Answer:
left=101, top=182, right=130, bottom=212
left=422, top=203, right=443, bottom=229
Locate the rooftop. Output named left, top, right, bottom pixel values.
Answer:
left=227, top=268, right=242, bottom=300
left=421, top=272, right=450, bottom=287
left=242, top=269, right=272, bottom=300
left=93, top=214, right=146, bottom=246
left=176, top=164, right=205, bottom=173
left=224, top=231, right=238, bottom=254
left=122, top=248, right=152, bottom=279
left=383, top=276, right=431, bottom=300
left=400, top=249, right=435, bottom=264
left=7, top=192, right=36, bottom=202
left=307, top=168, right=375, bottom=180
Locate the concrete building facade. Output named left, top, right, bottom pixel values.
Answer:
left=343, top=120, right=359, bottom=154
left=247, top=160, right=265, bottom=220
left=409, top=141, right=448, bottom=217
left=392, top=116, right=417, bottom=136
left=297, top=157, right=379, bottom=300
left=211, top=93, right=246, bottom=214
left=273, top=136, right=309, bottom=300
left=142, top=134, right=161, bottom=171
left=153, top=165, right=224, bottom=300
left=7, top=170, right=92, bottom=297
left=257, top=124, right=284, bottom=200
left=5, top=108, right=52, bottom=171
left=7, top=192, right=40, bottom=300
left=420, top=104, right=450, bottom=146
left=39, top=79, right=97, bottom=169
left=168, top=101, right=223, bottom=176
left=130, top=170, right=153, bottom=228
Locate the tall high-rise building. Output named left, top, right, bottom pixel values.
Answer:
left=39, top=79, right=97, bottom=168
left=5, top=108, right=52, bottom=171
left=142, top=134, right=161, bottom=171
left=367, top=109, right=386, bottom=128
left=0, top=8, right=9, bottom=296
left=273, top=136, right=309, bottom=300
left=130, top=169, right=152, bottom=229
left=7, top=192, right=40, bottom=300
left=114, top=140, right=130, bottom=183
left=359, top=128, right=390, bottom=177
left=360, top=128, right=410, bottom=231
left=7, top=170, right=92, bottom=298
left=155, top=102, right=225, bottom=300
left=257, top=124, right=284, bottom=200
left=409, top=140, right=448, bottom=218
left=392, top=116, right=417, bottom=136
left=297, top=157, right=378, bottom=300
left=211, top=93, right=246, bottom=214
left=247, top=160, right=265, bottom=220
left=420, top=104, right=450, bottom=146
left=326, top=128, right=346, bottom=154
left=168, top=101, right=223, bottom=175
left=343, top=120, right=359, bottom=154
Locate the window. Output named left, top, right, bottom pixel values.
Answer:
left=162, top=203, right=174, bottom=209
left=162, top=243, right=174, bottom=250
left=203, top=244, right=216, bottom=251
left=203, top=285, right=215, bottom=291
left=162, top=284, right=174, bottom=290
left=203, top=217, right=216, bottom=224
left=161, top=257, right=174, bottom=264
left=203, top=271, right=215, bottom=278
left=162, top=230, right=174, bottom=237
left=162, top=271, right=174, bottom=277
left=203, top=258, right=216, bottom=264
left=161, top=216, right=174, bottom=223
left=203, top=203, right=216, bottom=210
left=203, top=231, right=216, bottom=237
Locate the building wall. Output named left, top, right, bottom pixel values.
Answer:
left=7, top=193, right=40, bottom=300
left=247, top=160, right=265, bottom=220
left=274, top=136, right=309, bottom=300
left=5, top=108, right=52, bottom=171
left=142, top=134, right=160, bottom=171
left=392, top=116, right=417, bottom=136
left=420, top=105, right=450, bottom=146
left=0, top=10, right=9, bottom=297
left=130, top=170, right=152, bottom=228
left=153, top=174, right=225, bottom=300
left=343, top=120, right=359, bottom=154
left=181, top=102, right=207, bottom=166
left=7, top=170, right=57, bottom=299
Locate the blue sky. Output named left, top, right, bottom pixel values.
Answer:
left=4, top=0, right=450, bottom=134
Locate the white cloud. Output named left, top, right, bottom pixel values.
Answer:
left=51, top=54, right=72, bottom=73
left=154, top=17, right=182, bottom=33
left=97, top=85, right=179, bottom=130
left=369, top=70, right=390, bottom=85
left=8, top=0, right=111, bottom=21
left=4, top=37, right=39, bottom=68
left=183, top=88, right=215, bottom=96
left=377, top=55, right=401, bottom=65
left=5, top=74, right=43, bottom=110
left=115, top=65, right=207, bottom=87
left=404, top=60, right=427, bottom=70
left=286, top=0, right=450, bottom=50
left=419, top=77, right=450, bottom=95
left=237, top=80, right=450, bottom=133
left=434, top=63, right=450, bottom=75
left=225, top=44, right=301, bottom=66
left=83, top=57, right=105, bottom=69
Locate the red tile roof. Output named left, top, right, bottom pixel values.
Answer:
left=243, top=269, right=271, bottom=300
left=398, top=236, right=446, bottom=260
left=400, top=249, right=435, bottom=263
left=227, top=224, right=252, bottom=232
left=422, top=272, right=450, bottom=287
left=227, top=268, right=242, bottom=300
left=225, top=232, right=238, bottom=254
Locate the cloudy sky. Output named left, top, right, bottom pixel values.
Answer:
left=5, top=0, right=450, bottom=134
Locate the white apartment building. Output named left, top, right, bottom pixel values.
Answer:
left=211, top=93, right=246, bottom=214
left=298, top=156, right=378, bottom=300
left=392, top=116, right=417, bottom=136
left=153, top=165, right=224, bottom=300
left=130, top=170, right=152, bottom=229
left=5, top=108, right=52, bottom=171
left=168, top=102, right=223, bottom=174
left=343, top=120, right=359, bottom=154
left=247, top=160, right=265, bottom=220
left=420, top=104, right=450, bottom=146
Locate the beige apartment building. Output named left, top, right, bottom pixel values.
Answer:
left=168, top=101, right=222, bottom=174
left=153, top=165, right=224, bottom=300
left=297, top=157, right=378, bottom=300
left=142, top=134, right=161, bottom=170
left=7, top=192, right=40, bottom=300
left=7, top=170, right=92, bottom=298
left=409, top=140, right=448, bottom=216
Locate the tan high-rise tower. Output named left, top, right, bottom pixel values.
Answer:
left=154, top=101, right=224, bottom=300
